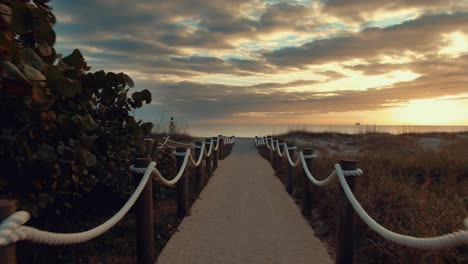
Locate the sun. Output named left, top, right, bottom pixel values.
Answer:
left=390, top=97, right=468, bottom=125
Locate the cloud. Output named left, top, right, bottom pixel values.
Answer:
left=51, top=1, right=468, bottom=127
left=321, top=0, right=467, bottom=22
left=263, top=12, right=468, bottom=67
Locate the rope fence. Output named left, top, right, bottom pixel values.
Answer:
left=0, top=135, right=236, bottom=264
left=254, top=136, right=468, bottom=264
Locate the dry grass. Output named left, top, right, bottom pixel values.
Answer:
left=268, top=131, right=468, bottom=264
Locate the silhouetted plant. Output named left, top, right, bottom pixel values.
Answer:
left=0, top=0, right=153, bottom=216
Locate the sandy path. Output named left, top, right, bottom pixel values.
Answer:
left=156, top=138, right=333, bottom=264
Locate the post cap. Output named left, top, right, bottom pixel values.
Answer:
left=303, top=148, right=313, bottom=155
left=175, top=147, right=188, bottom=153
left=339, top=159, right=358, bottom=170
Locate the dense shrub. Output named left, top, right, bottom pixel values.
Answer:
left=0, top=0, right=153, bottom=216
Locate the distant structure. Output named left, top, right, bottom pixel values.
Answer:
left=169, top=117, right=175, bottom=135
left=355, top=122, right=361, bottom=126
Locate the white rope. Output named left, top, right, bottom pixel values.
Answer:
left=265, top=138, right=271, bottom=149
left=205, top=140, right=213, bottom=157
left=335, top=164, right=468, bottom=249
left=276, top=141, right=284, bottom=157
left=0, top=162, right=156, bottom=246
left=131, top=149, right=190, bottom=186
left=157, top=136, right=171, bottom=149
left=213, top=139, right=219, bottom=151
left=284, top=144, right=301, bottom=167
left=189, top=142, right=205, bottom=167
left=0, top=211, right=30, bottom=246
left=299, top=152, right=337, bottom=186
left=165, top=137, right=193, bottom=147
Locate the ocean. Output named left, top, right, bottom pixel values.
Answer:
left=178, top=124, right=468, bottom=138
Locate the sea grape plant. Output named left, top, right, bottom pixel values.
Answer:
left=0, top=0, right=153, bottom=216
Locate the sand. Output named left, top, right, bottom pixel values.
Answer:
left=156, top=138, right=332, bottom=264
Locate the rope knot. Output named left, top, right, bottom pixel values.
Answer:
left=343, top=168, right=363, bottom=177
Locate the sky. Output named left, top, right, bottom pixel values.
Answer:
left=52, top=0, right=468, bottom=133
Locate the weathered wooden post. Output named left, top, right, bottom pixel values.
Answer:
left=286, top=142, right=295, bottom=195
left=277, top=139, right=285, bottom=175
left=133, top=151, right=154, bottom=264
left=272, top=138, right=278, bottom=172
left=301, top=148, right=313, bottom=218
left=204, top=138, right=212, bottom=176
left=0, top=200, right=18, bottom=264
left=218, top=135, right=225, bottom=160
left=194, top=141, right=204, bottom=193
left=175, top=147, right=189, bottom=217
left=212, top=137, right=219, bottom=170
left=336, top=160, right=358, bottom=264
left=267, top=136, right=272, bottom=162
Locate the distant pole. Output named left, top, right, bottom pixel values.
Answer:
left=0, top=200, right=18, bottom=264
left=195, top=142, right=204, bottom=193
left=336, top=160, right=358, bottom=264
left=267, top=136, right=272, bottom=162
left=218, top=135, right=225, bottom=159
left=212, top=137, right=218, bottom=170
left=175, top=147, right=189, bottom=217
left=286, top=142, right=295, bottom=195
left=169, top=117, right=175, bottom=135
left=204, top=138, right=212, bottom=176
left=133, top=154, right=154, bottom=264
left=301, top=148, right=313, bottom=218
left=277, top=139, right=285, bottom=176
left=272, top=138, right=278, bottom=172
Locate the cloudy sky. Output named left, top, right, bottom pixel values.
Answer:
left=52, top=0, right=468, bottom=133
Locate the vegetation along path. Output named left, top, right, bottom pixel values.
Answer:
left=157, top=138, right=332, bottom=264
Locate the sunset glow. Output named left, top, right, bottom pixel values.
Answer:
left=52, top=1, right=468, bottom=131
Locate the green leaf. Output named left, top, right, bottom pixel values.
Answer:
left=80, top=149, right=97, bottom=167
left=62, top=49, right=87, bottom=70
left=76, top=114, right=98, bottom=131
left=140, top=122, right=153, bottom=135
left=10, top=2, right=33, bottom=34
left=37, top=28, right=56, bottom=46
left=131, top=91, right=142, bottom=102
left=140, top=89, right=152, bottom=104
left=32, top=143, right=57, bottom=162
left=22, top=48, right=45, bottom=71
left=94, top=70, right=107, bottom=89
left=46, top=65, right=82, bottom=97
left=106, top=72, right=117, bottom=85
left=79, top=135, right=97, bottom=150
left=22, top=64, right=46, bottom=82
left=124, top=74, right=134, bottom=87
left=2, top=61, right=30, bottom=84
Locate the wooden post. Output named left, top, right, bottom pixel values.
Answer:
left=267, top=136, right=272, bottom=162
left=0, top=200, right=18, bottom=264
left=336, top=160, right=358, bottom=264
left=301, top=148, right=313, bottom=218
left=212, top=137, right=218, bottom=170
left=204, top=138, right=212, bottom=176
left=194, top=142, right=204, bottom=193
left=133, top=156, right=154, bottom=264
left=218, top=135, right=225, bottom=160
left=175, top=147, right=189, bottom=217
left=286, top=142, right=295, bottom=195
left=272, top=138, right=278, bottom=172
left=277, top=139, right=284, bottom=175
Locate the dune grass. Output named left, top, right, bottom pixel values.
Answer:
left=267, top=130, right=468, bottom=263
